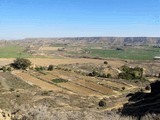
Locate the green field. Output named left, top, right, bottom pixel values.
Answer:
left=0, top=45, right=32, bottom=58
left=86, top=47, right=160, bottom=60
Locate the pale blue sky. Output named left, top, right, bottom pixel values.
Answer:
left=0, top=0, right=160, bottom=39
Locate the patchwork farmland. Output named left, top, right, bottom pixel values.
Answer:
left=11, top=68, right=138, bottom=97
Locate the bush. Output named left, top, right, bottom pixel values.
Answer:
left=52, top=78, right=68, bottom=83
left=88, top=70, right=99, bottom=76
left=145, top=85, right=151, bottom=90
left=98, top=100, right=107, bottom=107
left=122, top=87, right=125, bottom=90
left=9, top=88, right=15, bottom=92
left=48, top=65, right=54, bottom=71
left=88, top=72, right=94, bottom=76
left=118, top=65, right=144, bottom=80
left=89, top=70, right=108, bottom=78
left=104, top=61, right=108, bottom=64
left=107, top=73, right=112, bottom=78
left=16, top=94, right=20, bottom=98
left=2, top=66, right=7, bottom=72
left=7, top=67, right=11, bottom=72
left=11, top=58, right=31, bottom=70
left=35, top=66, right=45, bottom=71
left=41, top=91, right=51, bottom=96
left=98, top=73, right=107, bottom=78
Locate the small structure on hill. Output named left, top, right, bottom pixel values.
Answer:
left=154, top=56, right=160, bottom=60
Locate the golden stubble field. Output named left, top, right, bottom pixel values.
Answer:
left=0, top=58, right=125, bottom=67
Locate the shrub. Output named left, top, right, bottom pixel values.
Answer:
left=16, top=94, right=20, bottom=98
left=145, top=85, right=151, bottom=90
left=107, top=73, right=112, bottom=78
left=2, top=66, right=7, bottom=72
left=98, top=100, right=106, bottom=107
left=122, top=87, right=125, bottom=90
left=41, top=91, right=51, bottom=96
left=88, top=72, right=94, bottom=76
left=98, top=73, right=107, bottom=78
left=11, top=58, right=31, bottom=70
left=9, top=88, right=15, bottom=92
left=89, top=70, right=108, bottom=78
left=7, top=67, right=11, bottom=72
left=88, top=70, right=99, bottom=76
left=118, top=65, right=144, bottom=80
left=48, top=65, right=54, bottom=71
left=104, top=61, right=108, bottom=64
left=52, top=78, right=68, bottom=83
left=35, top=66, right=45, bottom=71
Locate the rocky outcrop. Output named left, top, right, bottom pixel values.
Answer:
left=121, top=80, right=160, bottom=120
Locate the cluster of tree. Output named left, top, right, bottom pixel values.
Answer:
left=88, top=70, right=112, bottom=78
left=118, top=65, right=144, bottom=80
left=10, top=58, right=55, bottom=72
left=11, top=58, right=31, bottom=70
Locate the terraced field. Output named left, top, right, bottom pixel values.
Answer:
left=11, top=67, right=138, bottom=98
left=58, top=82, right=102, bottom=96
left=75, top=80, right=114, bottom=95
left=12, top=71, right=62, bottom=91
left=98, top=80, right=132, bottom=90
left=28, top=71, right=108, bottom=96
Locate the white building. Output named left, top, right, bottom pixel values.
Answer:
left=154, top=56, right=160, bottom=60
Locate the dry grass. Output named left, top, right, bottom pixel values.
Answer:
left=76, top=80, right=114, bottom=95
left=39, top=47, right=63, bottom=51
left=58, top=82, right=102, bottom=96
left=0, top=58, right=125, bottom=67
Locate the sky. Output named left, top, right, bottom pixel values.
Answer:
left=0, top=0, right=160, bottom=39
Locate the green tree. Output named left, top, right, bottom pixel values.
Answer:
left=2, top=66, right=7, bottom=72
left=48, top=65, right=54, bottom=71
left=11, top=58, right=31, bottom=70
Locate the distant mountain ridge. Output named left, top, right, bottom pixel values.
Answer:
left=23, top=37, right=160, bottom=46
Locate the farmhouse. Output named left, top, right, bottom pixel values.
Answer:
left=154, top=56, right=160, bottom=60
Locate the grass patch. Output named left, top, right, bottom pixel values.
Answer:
left=52, top=78, right=68, bottom=83
left=0, top=45, right=32, bottom=58
left=84, top=47, right=160, bottom=60
left=50, top=43, right=66, bottom=47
